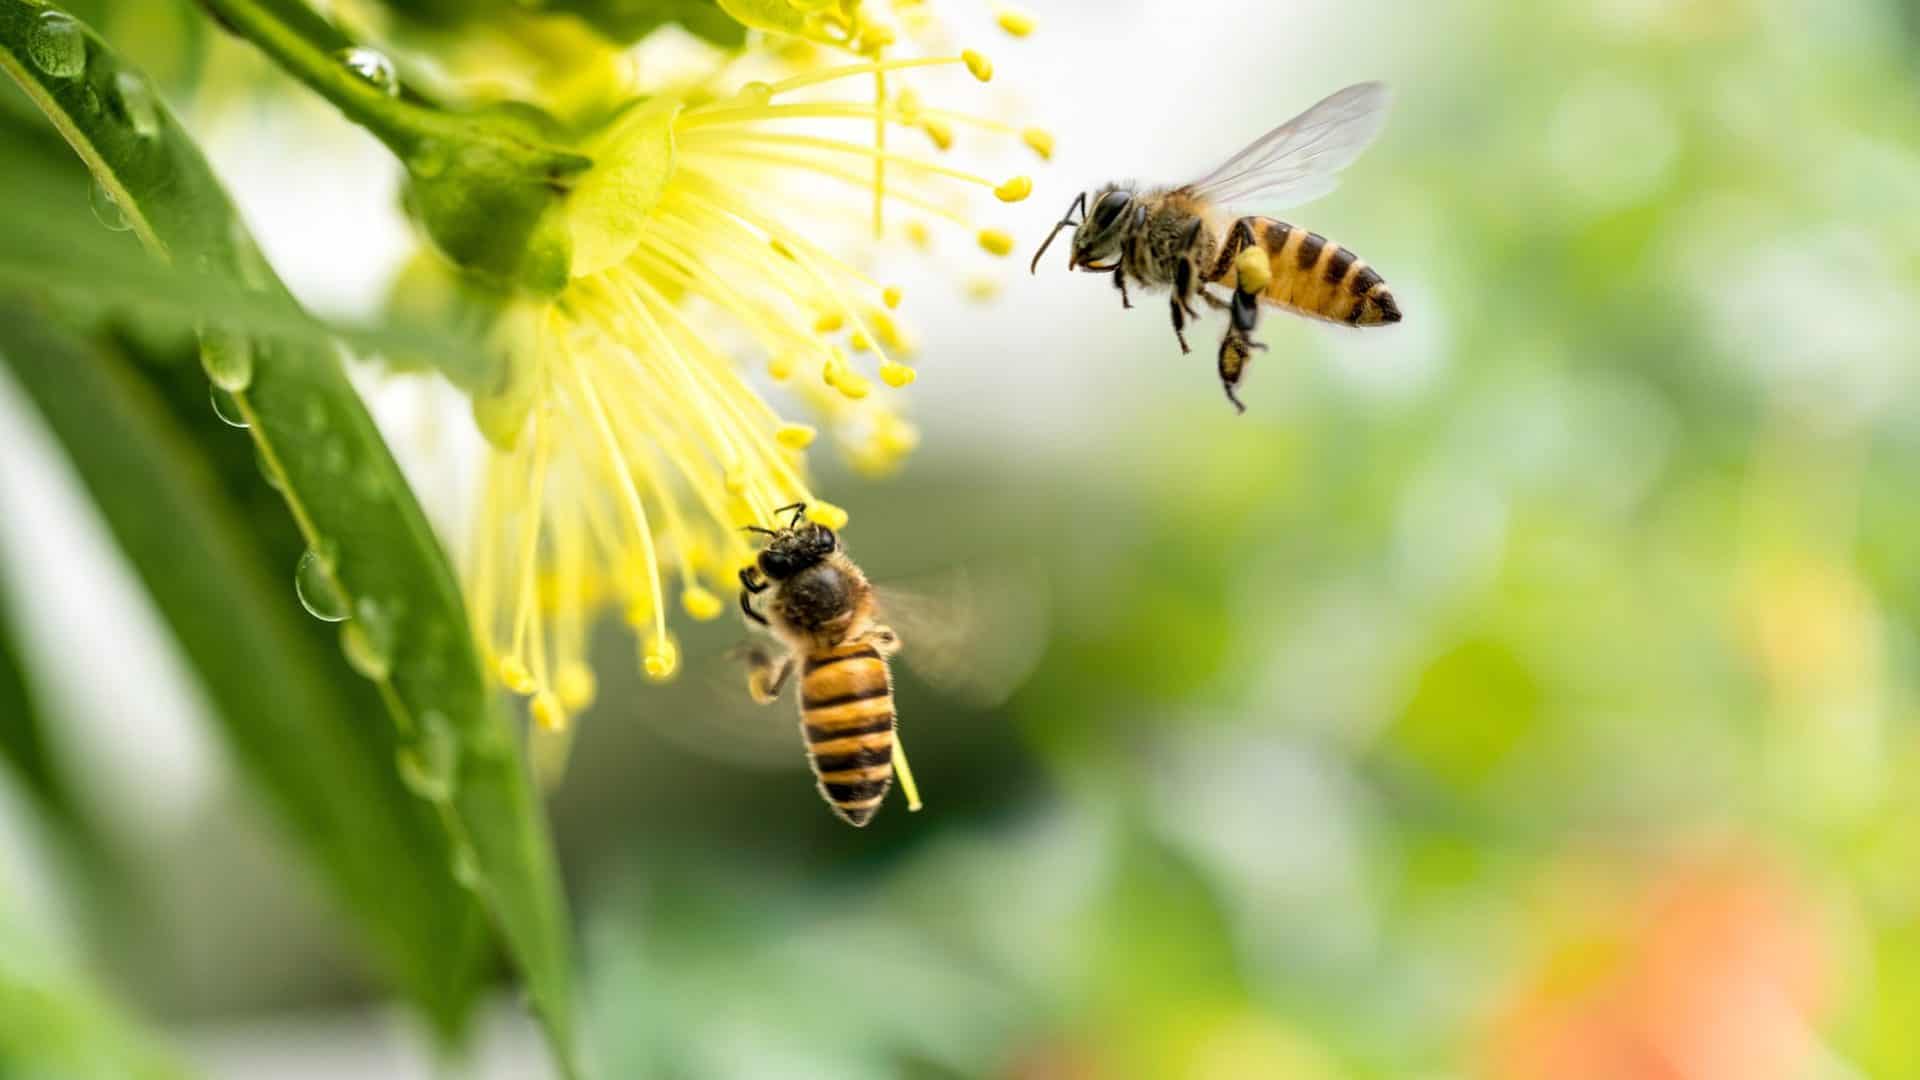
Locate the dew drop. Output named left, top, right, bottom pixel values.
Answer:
left=88, top=179, right=129, bottom=232
left=396, top=709, right=457, bottom=803
left=295, top=549, right=349, bottom=622
left=209, top=385, right=248, bottom=428
left=450, top=842, right=482, bottom=891
left=256, top=444, right=286, bottom=491
left=341, top=595, right=396, bottom=679
left=335, top=47, right=398, bottom=97
left=27, top=10, right=85, bottom=79
left=111, top=70, right=159, bottom=138
left=200, top=329, right=254, bottom=392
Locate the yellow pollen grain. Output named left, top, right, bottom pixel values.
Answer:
left=682, top=585, right=724, bottom=621
left=978, top=228, right=1016, bottom=256
left=1022, top=127, right=1054, bottom=160
left=498, top=654, right=536, bottom=695
left=962, top=50, right=993, bottom=82
left=806, top=502, right=850, bottom=529
left=994, top=175, right=1033, bottom=202
left=994, top=5, right=1036, bottom=36
left=531, top=690, right=568, bottom=732
left=921, top=117, right=954, bottom=150
left=1234, top=245, right=1273, bottom=293
left=880, top=361, right=917, bottom=387
left=776, top=423, right=818, bottom=449
left=556, top=662, right=597, bottom=710
left=813, top=311, right=845, bottom=333
left=883, top=285, right=903, bottom=308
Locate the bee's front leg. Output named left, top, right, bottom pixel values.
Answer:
left=1112, top=265, right=1131, bottom=309
left=738, top=565, right=770, bottom=626
left=1169, top=257, right=1195, bottom=354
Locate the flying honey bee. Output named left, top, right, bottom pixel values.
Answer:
left=1030, top=82, right=1401, bottom=412
left=737, top=503, right=907, bottom=827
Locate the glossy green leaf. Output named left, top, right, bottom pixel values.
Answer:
left=0, top=552, right=103, bottom=867
left=0, top=5, right=575, bottom=1068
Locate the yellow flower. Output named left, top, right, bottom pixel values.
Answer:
left=466, top=22, right=1044, bottom=731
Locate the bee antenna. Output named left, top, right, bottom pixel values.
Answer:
left=742, top=525, right=778, bottom=536
left=772, top=501, right=808, bottom=527
left=1029, top=192, right=1086, bottom=276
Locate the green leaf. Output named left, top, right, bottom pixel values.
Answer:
left=0, top=6, right=577, bottom=1069
left=548, top=0, right=748, bottom=48
left=0, top=551, right=105, bottom=868
left=0, top=300, right=495, bottom=1042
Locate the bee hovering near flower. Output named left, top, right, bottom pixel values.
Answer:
left=1030, top=82, right=1400, bottom=412
left=736, top=503, right=907, bottom=827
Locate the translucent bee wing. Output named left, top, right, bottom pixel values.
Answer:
left=872, top=562, right=1050, bottom=708
left=1185, top=82, right=1391, bottom=210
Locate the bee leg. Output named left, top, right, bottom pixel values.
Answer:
left=1170, top=258, right=1194, bottom=354
left=743, top=646, right=792, bottom=704
left=1111, top=265, right=1131, bottom=309
left=1206, top=217, right=1259, bottom=281
left=738, top=566, right=770, bottom=626
left=1217, top=288, right=1268, bottom=413
left=861, top=624, right=902, bottom=657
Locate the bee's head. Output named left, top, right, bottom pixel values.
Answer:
left=1030, top=186, right=1134, bottom=275
left=751, top=505, right=839, bottom=581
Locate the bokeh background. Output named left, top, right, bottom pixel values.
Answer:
left=4, top=0, right=1920, bottom=1076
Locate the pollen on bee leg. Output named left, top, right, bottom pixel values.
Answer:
left=978, top=228, right=1016, bottom=256
left=498, top=654, right=536, bottom=695
left=776, top=422, right=818, bottom=449
left=681, top=585, right=724, bottom=621
left=1234, top=245, right=1273, bottom=293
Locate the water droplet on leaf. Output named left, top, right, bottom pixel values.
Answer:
left=341, top=595, right=396, bottom=679
left=295, top=549, right=349, bottom=622
left=88, top=180, right=129, bottom=232
left=111, top=70, right=158, bottom=137
left=200, top=329, right=254, bottom=392
left=396, top=710, right=457, bottom=803
left=27, top=10, right=85, bottom=79
left=335, top=47, right=398, bottom=97
left=210, top=386, right=248, bottom=428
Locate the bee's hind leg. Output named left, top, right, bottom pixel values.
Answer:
left=1170, top=258, right=1195, bottom=355
left=1111, top=265, right=1132, bottom=309
left=741, top=645, right=793, bottom=704
left=1217, top=287, right=1267, bottom=414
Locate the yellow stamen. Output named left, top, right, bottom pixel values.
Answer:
left=994, top=176, right=1033, bottom=202
left=880, top=361, right=917, bottom=387
left=806, top=502, right=850, bottom=529
left=994, top=5, right=1036, bottom=37
left=682, top=585, right=724, bottom=620
left=776, top=423, right=818, bottom=449
left=1022, top=127, right=1054, bottom=160
left=978, top=228, right=1016, bottom=256
left=962, top=50, right=993, bottom=82
left=882, top=285, right=903, bottom=308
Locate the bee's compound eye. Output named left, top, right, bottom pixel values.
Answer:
left=1092, top=190, right=1130, bottom=228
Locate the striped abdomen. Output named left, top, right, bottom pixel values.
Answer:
left=1219, top=218, right=1401, bottom=327
left=798, top=640, right=895, bottom=827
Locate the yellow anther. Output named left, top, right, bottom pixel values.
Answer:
left=978, top=228, right=1016, bottom=256
left=877, top=416, right=921, bottom=455
left=835, top=372, right=873, bottom=399
left=806, top=502, right=850, bottom=529
left=994, top=176, right=1033, bottom=203
left=858, top=21, right=896, bottom=51
left=1234, top=246, right=1272, bottom=293
left=1022, top=127, right=1054, bottom=160
left=498, top=655, right=535, bottom=695
left=531, top=690, right=568, bottom=732
left=869, top=311, right=907, bottom=350
left=768, top=352, right=797, bottom=380
left=623, top=597, right=653, bottom=627
left=894, top=88, right=922, bottom=121
left=880, top=361, right=917, bottom=387
left=921, top=117, right=954, bottom=150
left=642, top=633, right=679, bottom=681
left=906, top=220, right=933, bottom=250
left=994, top=4, right=1036, bottom=36
left=883, top=285, right=904, bottom=308
left=682, top=585, right=724, bottom=621
left=735, top=80, right=773, bottom=106
left=776, top=422, right=818, bottom=449
left=850, top=331, right=873, bottom=352
left=813, top=311, right=846, bottom=333
left=966, top=275, right=1001, bottom=302
left=962, top=50, right=993, bottom=82
left=556, top=662, right=597, bottom=711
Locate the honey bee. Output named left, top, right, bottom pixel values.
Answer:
left=1030, top=82, right=1401, bottom=412
left=737, top=503, right=905, bottom=827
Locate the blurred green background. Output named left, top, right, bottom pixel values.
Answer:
left=4, top=0, right=1920, bottom=1077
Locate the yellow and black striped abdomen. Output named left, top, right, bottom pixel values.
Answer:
left=1226, top=218, right=1401, bottom=327
left=797, top=640, right=895, bottom=827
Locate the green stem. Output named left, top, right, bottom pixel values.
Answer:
left=196, top=0, right=586, bottom=176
